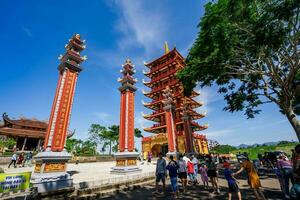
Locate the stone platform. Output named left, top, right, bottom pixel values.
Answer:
left=2, top=160, right=156, bottom=189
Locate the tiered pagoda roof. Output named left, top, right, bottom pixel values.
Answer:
left=59, top=34, right=87, bottom=73
left=0, top=113, right=74, bottom=139
left=118, top=58, right=137, bottom=92
left=142, top=43, right=208, bottom=134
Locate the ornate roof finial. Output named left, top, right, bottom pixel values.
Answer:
left=75, top=34, right=81, bottom=39
left=164, top=41, right=170, bottom=54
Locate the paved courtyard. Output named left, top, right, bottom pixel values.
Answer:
left=2, top=161, right=156, bottom=188
left=1, top=161, right=284, bottom=199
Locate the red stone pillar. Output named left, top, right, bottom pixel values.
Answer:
left=112, top=59, right=140, bottom=173
left=119, top=90, right=135, bottom=152
left=44, top=69, right=78, bottom=152
left=32, top=34, right=86, bottom=193
left=182, top=99, right=195, bottom=153
left=163, top=86, right=178, bottom=157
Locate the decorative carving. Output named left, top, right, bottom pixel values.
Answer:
left=44, top=163, right=66, bottom=173
left=116, top=159, right=126, bottom=166
left=127, top=159, right=137, bottom=166
left=34, top=164, right=41, bottom=173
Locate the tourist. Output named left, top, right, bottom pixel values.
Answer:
left=8, top=153, right=17, bottom=168
left=178, top=154, right=188, bottom=192
left=273, top=165, right=284, bottom=195
left=290, top=144, right=300, bottom=199
left=183, top=154, right=189, bottom=164
left=155, top=152, right=166, bottom=194
left=191, top=155, right=199, bottom=181
left=147, top=151, right=152, bottom=165
left=224, top=162, right=242, bottom=200
left=199, top=163, right=209, bottom=188
left=206, top=156, right=220, bottom=194
left=140, top=151, right=144, bottom=165
left=17, top=152, right=25, bottom=167
left=25, top=152, right=33, bottom=167
left=166, top=155, right=179, bottom=198
left=277, top=153, right=293, bottom=198
left=187, top=157, right=197, bottom=185
left=75, top=154, right=79, bottom=165
left=233, top=155, right=266, bottom=200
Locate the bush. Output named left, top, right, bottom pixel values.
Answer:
left=0, top=138, right=16, bottom=149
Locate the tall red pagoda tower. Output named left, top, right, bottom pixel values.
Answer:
left=111, top=59, right=140, bottom=173
left=32, top=34, right=86, bottom=192
left=142, top=43, right=209, bottom=156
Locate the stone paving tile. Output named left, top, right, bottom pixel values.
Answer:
left=102, top=177, right=283, bottom=200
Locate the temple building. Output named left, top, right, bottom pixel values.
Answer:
left=142, top=43, right=209, bottom=156
left=0, top=113, right=74, bottom=151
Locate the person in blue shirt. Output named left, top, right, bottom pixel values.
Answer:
left=166, top=155, right=179, bottom=197
left=224, top=162, right=242, bottom=200
left=155, top=152, right=166, bottom=194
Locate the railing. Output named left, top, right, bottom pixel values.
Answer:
left=148, top=80, right=178, bottom=94
left=150, top=56, right=177, bottom=72
left=150, top=68, right=177, bottom=83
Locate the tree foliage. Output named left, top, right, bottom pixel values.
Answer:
left=178, top=0, right=300, bottom=140
left=66, top=138, right=97, bottom=156
left=211, top=144, right=237, bottom=154
left=0, top=138, right=16, bottom=149
left=88, top=124, right=143, bottom=155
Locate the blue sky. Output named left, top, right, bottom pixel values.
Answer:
left=0, top=0, right=297, bottom=151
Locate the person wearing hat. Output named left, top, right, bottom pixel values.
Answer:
left=223, top=162, right=242, bottom=200
left=233, top=155, right=266, bottom=200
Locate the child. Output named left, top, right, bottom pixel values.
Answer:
left=199, top=163, right=209, bottom=188
left=223, top=162, right=242, bottom=200
left=187, top=158, right=197, bottom=185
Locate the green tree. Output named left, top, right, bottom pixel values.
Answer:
left=88, top=124, right=118, bottom=155
left=178, top=0, right=300, bottom=140
left=211, top=144, right=237, bottom=154
left=81, top=140, right=97, bottom=155
left=0, top=138, right=16, bottom=149
left=66, top=138, right=82, bottom=153
left=88, top=124, right=143, bottom=154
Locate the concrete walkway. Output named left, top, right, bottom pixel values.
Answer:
left=2, top=161, right=157, bottom=188
left=1, top=161, right=284, bottom=199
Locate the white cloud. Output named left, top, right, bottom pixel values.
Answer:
left=22, top=27, right=32, bottom=37
left=112, top=0, right=168, bottom=55
left=93, top=112, right=111, bottom=124
left=194, top=86, right=223, bottom=114
left=135, top=111, right=151, bottom=129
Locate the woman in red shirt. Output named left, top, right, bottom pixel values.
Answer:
left=187, top=158, right=197, bottom=185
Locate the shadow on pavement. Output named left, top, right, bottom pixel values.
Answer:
left=101, top=183, right=283, bottom=200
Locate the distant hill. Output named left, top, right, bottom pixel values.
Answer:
left=233, top=141, right=299, bottom=160
left=212, top=141, right=299, bottom=160
left=236, top=141, right=280, bottom=149
left=237, top=144, right=250, bottom=149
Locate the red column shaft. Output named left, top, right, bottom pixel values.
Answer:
left=119, top=92, right=126, bottom=152
left=183, top=119, right=194, bottom=153
left=44, top=73, right=63, bottom=149
left=51, top=70, right=77, bottom=151
left=127, top=92, right=135, bottom=152
left=165, top=111, right=175, bottom=152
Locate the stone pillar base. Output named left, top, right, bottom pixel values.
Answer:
left=31, top=151, right=72, bottom=193
left=111, top=151, right=141, bottom=174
